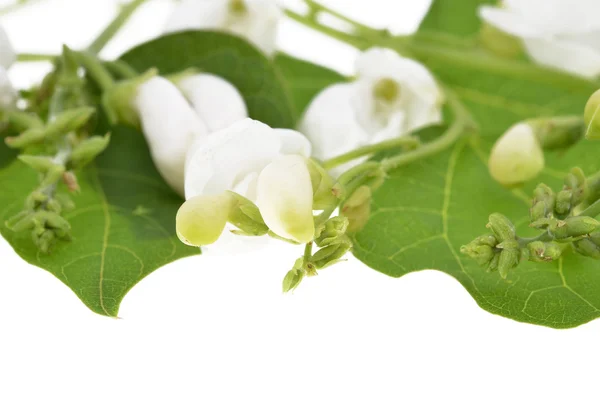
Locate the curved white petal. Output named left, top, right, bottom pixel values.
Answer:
left=177, top=73, right=248, bottom=132
left=256, top=155, right=314, bottom=243
left=565, top=30, right=600, bottom=55
left=184, top=118, right=281, bottom=199
left=479, top=6, right=546, bottom=38
left=134, top=76, right=209, bottom=196
left=276, top=128, right=312, bottom=157
left=524, top=37, right=600, bottom=78
left=299, top=83, right=367, bottom=161
left=0, top=25, right=15, bottom=70
left=0, top=67, right=16, bottom=109
left=236, top=0, right=282, bottom=55
left=164, top=0, right=227, bottom=34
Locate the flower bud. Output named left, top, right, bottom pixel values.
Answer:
left=554, top=190, right=573, bottom=216
left=529, top=117, right=584, bottom=150
left=6, top=111, right=43, bottom=132
left=282, top=263, right=305, bottom=293
left=527, top=241, right=563, bottom=262
left=496, top=239, right=520, bottom=279
left=33, top=229, right=55, bottom=253
left=227, top=192, right=269, bottom=237
left=45, top=107, right=96, bottom=139
left=572, top=232, right=600, bottom=259
left=311, top=236, right=353, bottom=270
left=460, top=242, right=496, bottom=266
left=486, top=213, right=516, bottom=242
left=4, top=128, right=45, bottom=148
left=342, top=185, right=372, bottom=234
left=561, top=167, right=587, bottom=209
left=18, top=155, right=56, bottom=173
left=70, top=133, right=111, bottom=168
left=548, top=216, right=600, bottom=240
left=306, top=159, right=337, bottom=210
left=530, top=183, right=555, bottom=223
left=315, top=216, right=349, bottom=247
left=488, top=122, right=544, bottom=186
left=585, top=89, right=600, bottom=140
left=176, top=193, right=235, bottom=247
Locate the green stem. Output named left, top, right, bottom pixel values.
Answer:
left=105, top=60, right=139, bottom=79
left=323, top=136, right=420, bottom=170
left=303, top=242, right=313, bottom=261
left=17, top=53, right=57, bottom=62
left=76, top=52, right=115, bottom=91
left=304, top=0, right=383, bottom=37
left=380, top=90, right=476, bottom=172
left=87, top=0, right=149, bottom=55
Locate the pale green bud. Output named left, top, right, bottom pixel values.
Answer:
left=460, top=242, right=496, bottom=266
left=315, top=216, right=349, bottom=247
left=530, top=183, right=555, bottom=223
left=306, top=159, right=337, bottom=210
left=555, top=190, right=573, bottom=216
left=70, top=133, right=111, bottom=168
left=311, top=236, right=353, bottom=270
left=45, top=107, right=96, bottom=139
left=33, top=229, right=55, bottom=253
left=5, top=211, right=31, bottom=231
left=479, top=23, right=523, bottom=59
left=496, top=239, right=520, bottom=279
left=283, top=258, right=305, bottom=293
left=572, top=232, right=600, bottom=259
left=527, top=241, right=563, bottom=262
left=584, top=88, right=600, bottom=140
left=55, top=194, right=76, bottom=213
left=529, top=117, right=585, bottom=150
left=486, top=213, right=516, bottom=242
left=487, top=254, right=500, bottom=273
left=176, top=193, right=235, bottom=247
left=4, top=128, right=45, bottom=148
left=227, top=192, right=269, bottom=236
left=548, top=216, right=600, bottom=240
left=488, top=122, right=544, bottom=186
left=342, top=185, right=372, bottom=234
left=102, top=68, right=158, bottom=127
left=18, top=155, right=56, bottom=173
left=6, top=111, right=44, bottom=131
left=562, top=167, right=587, bottom=208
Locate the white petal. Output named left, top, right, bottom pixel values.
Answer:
left=134, top=76, right=209, bottom=196
left=565, top=30, right=600, bottom=56
left=523, top=37, right=600, bottom=78
left=177, top=73, right=248, bottom=132
left=479, top=6, right=547, bottom=38
left=184, top=118, right=281, bottom=199
left=256, top=155, right=314, bottom=243
left=489, top=122, right=545, bottom=186
left=164, top=0, right=228, bottom=33
left=299, top=83, right=367, bottom=161
left=0, top=25, right=15, bottom=70
left=0, top=67, right=16, bottom=109
left=276, top=128, right=312, bottom=157
left=236, top=0, right=282, bottom=55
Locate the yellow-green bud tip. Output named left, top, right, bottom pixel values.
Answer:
left=176, top=193, right=234, bottom=247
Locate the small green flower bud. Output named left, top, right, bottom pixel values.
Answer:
left=4, top=127, right=45, bottom=148
left=315, top=216, right=349, bottom=247
left=572, top=233, right=600, bottom=259
left=563, top=167, right=587, bottom=208
left=227, top=192, right=269, bottom=236
left=25, top=191, right=48, bottom=211
left=102, top=68, right=158, bottom=127
left=5, top=211, right=30, bottom=230
left=584, top=88, right=600, bottom=140
left=9, top=213, right=36, bottom=232
left=45, top=107, right=96, bottom=139
left=548, top=216, right=600, bottom=240
left=530, top=183, right=555, bottom=222
left=70, top=133, right=111, bottom=168
left=17, top=155, right=56, bottom=173
left=488, top=122, right=544, bottom=186
left=530, top=217, right=553, bottom=229
left=496, top=239, right=520, bottom=279
left=311, top=236, right=353, bottom=270
left=342, top=185, right=372, bottom=233
left=487, top=253, right=500, bottom=272
left=6, top=111, right=44, bottom=131
left=460, top=243, right=496, bottom=266
left=40, top=164, right=67, bottom=189
left=527, top=241, right=563, bottom=262
left=306, top=159, right=337, bottom=210
left=55, top=194, right=76, bottom=212
left=555, top=190, right=573, bottom=215
left=479, top=23, right=523, bottom=59
left=33, top=229, right=55, bottom=253
left=282, top=266, right=305, bottom=293
left=176, top=193, right=235, bottom=247
left=486, top=213, right=516, bottom=242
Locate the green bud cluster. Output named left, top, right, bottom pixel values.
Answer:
left=3, top=47, right=112, bottom=253
left=530, top=168, right=588, bottom=224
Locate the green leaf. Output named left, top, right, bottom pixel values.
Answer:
left=419, top=0, right=495, bottom=36
left=274, top=53, right=347, bottom=117
left=352, top=3, right=600, bottom=328
left=0, top=124, right=198, bottom=316
left=120, top=31, right=297, bottom=128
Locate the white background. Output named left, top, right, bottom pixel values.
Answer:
left=1, top=1, right=599, bottom=396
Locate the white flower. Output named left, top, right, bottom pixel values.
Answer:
left=133, top=76, right=209, bottom=195
left=479, top=0, right=600, bottom=78
left=178, top=118, right=314, bottom=247
left=488, top=122, right=545, bottom=186
left=133, top=73, right=248, bottom=195
left=0, top=24, right=16, bottom=109
left=164, top=0, right=282, bottom=55
left=176, top=73, right=248, bottom=132
left=299, top=47, right=443, bottom=173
